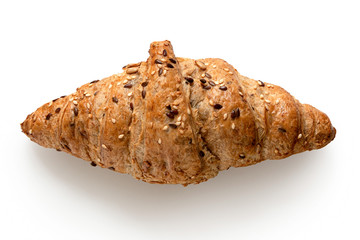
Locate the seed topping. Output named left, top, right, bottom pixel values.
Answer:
left=118, top=134, right=124, bottom=139
left=278, top=127, right=287, bottom=133
left=203, top=85, right=211, bottom=90
left=124, top=83, right=133, bottom=88
left=126, top=67, right=138, bottom=74
left=258, top=80, right=265, bottom=87
left=219, top=86, right=228, bottom=91
left=112, top=97, right=118, bottom=103
left=169, top=58, right=176, bottom=64
left=45, top=113, right=52, bottom=120
left=200, top=79, right=207, bottom=84
left=162, top=49, right=167, bottom=56
left=199, top=150, right=205, bottom=157
left=214, top=104, right=223, bottom=109
left=141, top=82, right=148, bottom=87
left=90, top=161, right=97, bottom=167
left=158, top=68, right=163, bottom=76
left=74, top=107, right=79, bottom=116
left=142, top=90, right=146, bottom=99
left=209, top=80, right=216, bottom=86
left=166, top=63, right=174, bottom=68
left=155, top=59, right=163, bottom=64
left=231, top=108, right=240, bottom=119
left=169, top=123, right=177, bottom=129
left=205, top=73, right=212, bottom=78
left=55, top=108, right=61, bottom=113
left=195, top=60, right=207, bottom=70
left=90, top=80, right=99, bottom=84
left=239, top=154, right=245, bottom=159
left=185, top=77, right=194, bottom=83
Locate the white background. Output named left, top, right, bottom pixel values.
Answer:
left=1, top=0, right=359, bottom=239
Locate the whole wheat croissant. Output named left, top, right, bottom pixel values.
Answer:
left=21, top=40, right=336, bottom=185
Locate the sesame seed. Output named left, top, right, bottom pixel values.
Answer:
left=158, top=138, right=162, bottom=144
left=86, top=103, right=90, bottom=109
left=111, top=118, right=116, bottom=124
left=239, top=91, right=243, bottom=96
left=223, top=113, right=228, bottom=120
left=177, top=116, right=182, bottom=122
left=231, top=123, right=235, bottom=129
left=29, top=129, right=33, bottom=135
left=118, top=134, right=124, bottom=139
left=158, top=68, right=163, bottom=76
left=209, top=100, right=214, bottom=106
left=209, top=80, right=216, bottom=86
left=90, top=80, right=99, bottom=84
left=55, top=108, right=61, bottom=113
left=74, top=107, right=78, bottom=116
left=213, top=65, right=217, bottom=68
left=175, top=121, right=181, bottom=126
left=214, top=104, right=223, bottom=109
left=109, top=84, right=113, bottom=89
left=108, top=167, right=115, bottom=171
left=203, top=85, right=211, bottom=90
left=219, top=86, right=227, bottom=91
left=155, top=59, right=163, bottom=64
left=205, top=73, right=212, bottom=78
left=102, top=144, right=108, bottom=150
left=151, top=70, right=156, bottom=75
left=112, top=97, right=118, bottom=103
left=224, top=68, right=229, bottom=72
left=265, top=99, right=271, bottom=103
left=229, top=72, right=233, bottom=75
left=142, top=90, right=146, bottom=99
left=163, top=49, right=167, bottom=56
left=201, top=73, right=205, bottom=78
left=163, top=125, right=169, bottom=131
left=124, top=83, right=133, bottom=88
left=179, top=130, right=184, bottom=134
left=141, top=82, right=148, bottom=87
left=128, top=92, right=133, bottom=97
left=195, top=60, right=207, bottom=70
left=130, top=102, right=134, bottom=111
left=48, top=102, right=53, bottom=107
left=90, top=161, right=97, bottom=167
left=85, top=93, right=91, bottom=97
left=239, top=154, right=245, bottom=159
left=163, top=69, right=167, bottom=76
left=187, top=108, right=191, bottom=114
left=298, top=133, right=302, bottom=139
left=260, top=94, right=264, bottom=99
left=182, top=115, right=187, bottom=121
left=275, top=99, right=280, bottom=104
left=172, top=105, right=178, bottom=110
left=126, top=67, right=139, bottom=74
left=166, top=104, right=171, bottom=110
left=73, top=100, right=78, bottom=105
left=167, top=63, right=174, bottom=68
left=169, top=58, right=176, bottom=64
left=169, top=123, right=177, bottom=129
left=275, top=149, right=279, bottom=154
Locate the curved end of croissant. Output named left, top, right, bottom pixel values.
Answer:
left=302, top=104, right=336, bottom=151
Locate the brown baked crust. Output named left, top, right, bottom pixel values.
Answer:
left=21, top=40, right=336, bottom=185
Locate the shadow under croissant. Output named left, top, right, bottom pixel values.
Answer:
left=31, top=143, right=329, bottom=222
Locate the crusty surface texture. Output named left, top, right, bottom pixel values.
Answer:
left=21, top=40, right=336, bottom=185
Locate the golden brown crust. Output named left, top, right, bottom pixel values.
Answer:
left=21, top=40, right=336, bottom=185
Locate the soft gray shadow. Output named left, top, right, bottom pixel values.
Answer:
left=31, top=143, right=331, bottom=229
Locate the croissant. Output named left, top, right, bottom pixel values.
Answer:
left=21, top=40, right=336, bottom=185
